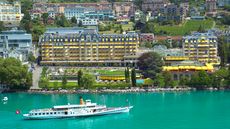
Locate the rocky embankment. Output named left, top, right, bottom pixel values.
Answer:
left=27, top=87, right=194, bottom=94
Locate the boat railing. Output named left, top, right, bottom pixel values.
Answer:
left=30, top=108, right=53, bottom=112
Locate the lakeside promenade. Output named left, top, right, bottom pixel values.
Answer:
left=27, top=87, right=195, bottom=94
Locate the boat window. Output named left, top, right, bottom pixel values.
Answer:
left=65, top=112, right=68, bottom=115
left=50, top=112, right=53, bottom=115
left=46, top=112, right=49, bottom=115
left=39, top=113, right=41, bottom=115
left=35, top=113, right=37, bottom=115
left=54, top=112, right=56, bottom=114
left=43, top=113, right=45, bottom=115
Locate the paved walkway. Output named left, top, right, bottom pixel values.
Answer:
left=31, top=65, right=42, bottom=90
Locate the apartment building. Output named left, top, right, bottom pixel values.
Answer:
left=183, top=32, right=220, bottom=65
left=31, top=2, right=112, bottom=19
left=142, top=0, right=169, bottom=13
left=113, top=2, right=135, bottom=18
left=39, top=28, right=139, bottom=66
left=0, top=30, right=32, bottom=61
left=0, top=1, right=24, bottom=23
left=64, top=6, right=114, bottom=21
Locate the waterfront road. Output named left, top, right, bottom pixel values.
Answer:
left=31, top=65, right=42, bottom=90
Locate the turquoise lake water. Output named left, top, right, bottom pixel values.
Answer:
left=1, top=91, right=230, bottom=129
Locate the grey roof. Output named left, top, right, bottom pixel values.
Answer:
left=45, top=27, right=85, bottom=35
left=0, top=30, right=32, bottom=40
left=43, top=28, right=138, bottom=38
left=183, top=32, right=217, bottom=39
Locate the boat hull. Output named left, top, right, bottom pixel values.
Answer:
left=23, top=106, right=133, bottom=120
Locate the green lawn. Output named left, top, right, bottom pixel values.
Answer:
left=155, top=19, right=215, bottom=36
left=48, top=82, right=78, bottom=89
left=99, top=22, right=134, bottom=34
left=95, top=69, right=124, bottom=75
left=47, top=81, right=131, bottom=89
left=65, top=68, right=125, bottom=76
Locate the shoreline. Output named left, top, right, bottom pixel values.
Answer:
left=17, top=87, right=197, bottom=94
left=2, top=87, right=229, bottom=94
left=27, top=88, right=195, bottom=94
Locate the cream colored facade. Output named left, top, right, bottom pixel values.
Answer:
left=0, top=1, right=23, bottom=22
left=39, top=28, right=139, bottom=67
left=183, top=32, right=220, bottom=65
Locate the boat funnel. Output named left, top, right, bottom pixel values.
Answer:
left=79, top=96, right=85, bottom=105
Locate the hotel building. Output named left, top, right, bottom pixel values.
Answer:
left=0, top=29, right=32, bottom=61
left=183, top=32, right=220, bottom=65
left=39, top=28, right=139, bottom=66
left=0, top=1, right=24, bottom=23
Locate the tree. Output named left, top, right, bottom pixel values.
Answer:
left=125, top=67, right=130, bottom=83
left=137, top=52, right=163, bottom=79
left=21, top=0, right=33, bottom=14
left=221, top=14, right=230, bottom=25
left=78, top=20, right=83, bottom=27
left=20, top=11, right=32, bottom=33
left=154, top=73, right=165, bottom=87
left=134, top=0, right=143, bottom=10
left=39, top=77, right=49, bottom=89
left=41, top=13, right=49, bottom=24
left=227, top=66, right=230, bottom=87
left=55, top=14, right=71, bottom=27
left=162, top=71, right=173, bottom=87
left=179, top=76, right=189, bottom=87
left=218, top=36, right=228, bottom=66
left=131, top=68, right=136, bottom=87
left=144, top=78, right=154, bottom=86
left=81, top=74, right=95, bottom=89
left=28, top=52, right=36, bottom=63
left=77, top=70, right=83, bottom=87
left=197, top=25, right=205, bottom=33
left=211, top=68, right=228, bottom=88
left=189, top=71, right=211, bottom=89
left=0, top=21, right=5, bottom=33
left=32, top=24, right=46, bottom=42
left=71, top=16, right=77, bottom=24
left=62, top=72, right=67, bottom=89
left=0, top=58, right=32, bottom=89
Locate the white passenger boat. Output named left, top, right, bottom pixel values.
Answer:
left=23, top=98, right=133, bottom=120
